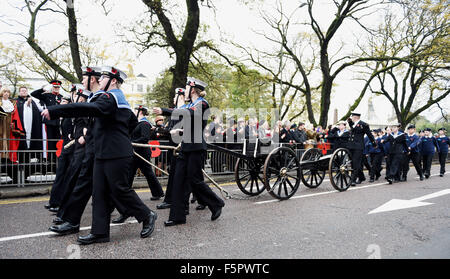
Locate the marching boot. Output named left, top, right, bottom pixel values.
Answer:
left=49, top=222, right=80, bottom=235
left=53, top=217, right=64, bottom=225
left=150, top=193, right=165, bottom=201
left=211, top=206, right=222, bottom=221
left=112, top=214, right=129, bottom=224
left=164, top=220, right=186, bottom=227
left=156, top=202, right=171, bottom=209
left=77, top=234, right=110, bottom=245
left=369, top=177, right=375, bottom=183
left=141, top=211, right=157, bottom=238
left=420, top=175, right=424, bottom=181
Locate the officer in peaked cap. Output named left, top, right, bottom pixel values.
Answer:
left=153, top=76, right=224, bottom=227
left=346, top=112, right=376, bottom=186
left=42, top=65, right=157, bottom=244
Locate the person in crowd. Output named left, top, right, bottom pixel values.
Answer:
left=436, top=128, right=449, bottom=177
left=295, top=122, right=308, bottom=148
left=402, top=124, right=424, bottom=181
left=381, top=126, right=392, bottom=180
left=382, top=123, right=409, bottom=184
left=1, top=87, right=14, bottom=161
left=280, top=120, right=293, bottom=143
left=419, top=128, right=440, bottom=179
left=367, top=129, right=384, bottom=182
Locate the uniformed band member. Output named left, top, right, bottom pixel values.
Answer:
left=45, top=87, right=76, bottom=212
left=347, top=112, right=376, bottom=186
left=436, top=128, right=449, bottom=177
left=419, top=128, right=440, bottom=179
left=403, top=124, right=424, bottom=181
left=49, top=67, right=103, bottom=235
left=153, top=77, right=225, bottom=226
left=382, top=123, right=409, bottom=184
left=367, top=129, right=383, bottom=182
left=112, top=105, right=165, bottom=224
left=42, top=66, right=157, bottom=244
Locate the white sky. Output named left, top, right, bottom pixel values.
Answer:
left=0, top=0, right=448, bottom=123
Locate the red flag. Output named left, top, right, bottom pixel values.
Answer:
left=9, top=103, right=24, bottom=163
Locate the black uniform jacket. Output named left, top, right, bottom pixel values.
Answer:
left=162, top=98, right=209, bottom=152
left=31, top=88, right=62, bottom=127
left=47, top=92, right=137, bottom=160
left=327, top=127, right=350, bottom=150
left=132, top=120, right=152, bottom=156
left=383, top=133, right=408, bottom=154
left=347, top=120, right=376, bottom=150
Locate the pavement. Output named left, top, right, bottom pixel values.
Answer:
left=0, top=164, right=449, bottom=259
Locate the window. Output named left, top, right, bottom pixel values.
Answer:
left=137, top=84, right=143, bottom=92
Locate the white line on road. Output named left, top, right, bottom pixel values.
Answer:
left=254, top=172, right=449, bottom=205
left=0, top=220, right=138, bottom=243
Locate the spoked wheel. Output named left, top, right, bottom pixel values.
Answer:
left=263, top=147, right=301, bottom=200
left=234, top=158, right=265, bottom=196
left=300, top=148, right=325, bottom=188
left=329, top=148, right=353, bottom=192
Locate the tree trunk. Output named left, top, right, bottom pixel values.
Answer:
left=67, top=1, right=82, bottom=81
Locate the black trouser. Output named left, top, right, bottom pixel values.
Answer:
left=91, top=157, right=151, bottom=235
left=369, top=153, right=383, bottom=179
left=128, top=150, right=164, bottom=198
left=48, top=150, right=73, bottom=207
left=387, top=153, right=405, bottom=180
left=422, top=154, right=434, bottom=177
left=439, top=152, right=448, bottom=175
left=162, top=155, right=193, bottom=211
left=349, top=149, right=363, bottom=182
left=362, top=154, right=371, bottom=179
left=56, top=150, right=85, bottom=216
left=402, top=152, right=423, bottom=177
left=59, top=150, right=94, bottom=225
left=169, top=150, right=224, bottom=222
left=45, top=125, right=61, bottom=151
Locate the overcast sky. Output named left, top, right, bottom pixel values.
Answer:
left=0, top=0, right=448, bottom=123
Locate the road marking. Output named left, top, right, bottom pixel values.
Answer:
left=368, top=188, right=450, bottom=214
left=0, top=181, right=237, bottom=206
left=0, top=220, right=139, bottom=243
left=254, top=172, right=449, bottom=205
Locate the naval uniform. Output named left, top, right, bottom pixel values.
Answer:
left=436, top=136, right=449, bottom=175
left=419, top=136, right=440, bottom=178
left=327, top=128, right=350, bottom=151
left=347, top=119, right=376, bottom=183
left=56, top=117, right=89, bottom=219
left=161, top=97, right=224, bottom=223
left=402, top=133, right=423, bottom=179
left=129, top=117, right=164, bottom=198
left=47, top=89, right=152, bottom=236
left=367, top=136, right=383, bottom=180
left=48, top=117, right=74, bottom=208
left=383, top=132, right=408, bottom=181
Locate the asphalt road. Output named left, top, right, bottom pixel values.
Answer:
left=0, top=164, right=449, bottom=259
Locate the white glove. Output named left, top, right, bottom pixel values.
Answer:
left=43, top=84, right=53, bottom=93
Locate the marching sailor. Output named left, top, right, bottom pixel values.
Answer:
left=419, top=128, right=440, bottom=179
left=153, top=77, right=225, bottom=226
left=402, top=124, right=424, bottom=181
left=112, top=105, right=165, bottom=224
left=436, top=128, right=449, bottom=177
left=42, top=66, right=157, bottom=244
left=382, top=123, right=409, bottom=184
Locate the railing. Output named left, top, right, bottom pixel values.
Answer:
left=2, top=138, right=446, bottom=188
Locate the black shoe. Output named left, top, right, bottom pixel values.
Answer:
left=387, top=178, right=393, bottom=184
left=77, top=234, right=109, bottom=245
left=141, top=211, right=157, bottom=238
left=44, top=204, right=52, bottom=210
left=164, top=220, right=186, bottom=226
left=156, top=202, right=171, bottom=210
left=211, top=207, right=223, bottom=221
left=355, top=180, right=362, bottom=185
left=190, top=197, right=197, bottom=204
left=48, top=207, right=59, bottom=213
left=150, top=194, right=165, bottom=201
left=196, top=204, right=206, bottom=210
left=369, top=178, right=374, bottom=183
left=400, top=177, right=407, bottom=182
left=375, top=175, right=381, bottom=181
left=350, top=181, right=356, bottom=186
left=440, top=174, right=444, bottom=177
left=49, top=222, right=80, bottom=235
left=425, top=175, right=430, bottom=179
left=53, top=217, right=64, bottom=225
left=420, top=175, right=424, bottom=181
left=111, top=214, right=129, bottom=224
